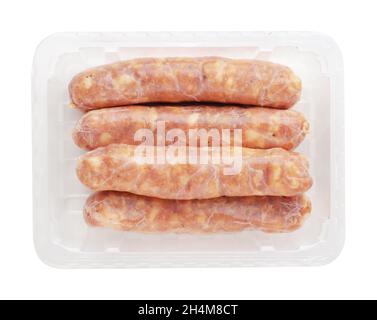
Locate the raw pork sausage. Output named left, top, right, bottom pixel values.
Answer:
left=76, top=144, right=312, bottom=199
left=69, top=57, right=301, bottom=110
left=84, top=191, right=311, bottom=233
left=72, top=106, right=309, bottom=151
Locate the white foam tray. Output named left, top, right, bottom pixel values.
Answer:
left=32, top=32, right=344, bottom=268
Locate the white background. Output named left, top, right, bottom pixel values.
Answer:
left=0, top=0, right=373, bottom=300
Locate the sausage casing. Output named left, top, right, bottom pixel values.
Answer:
left=69, top=57, right=301, bottom=110
left=76, top=144, right=312, bottom=199
left=72, top=106, right=309, bottom=151
left=84, top=191, right=311, bottom=233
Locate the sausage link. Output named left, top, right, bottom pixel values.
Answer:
left=73, top=106, right=309, bottom=151
left=69, top=57, right=301, bottom=110
left=76, top=144, right=312, bottom=199
left=84, top=191, right=311, bottom=233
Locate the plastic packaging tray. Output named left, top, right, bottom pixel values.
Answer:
left=32, top=32, right=344, bottom=268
